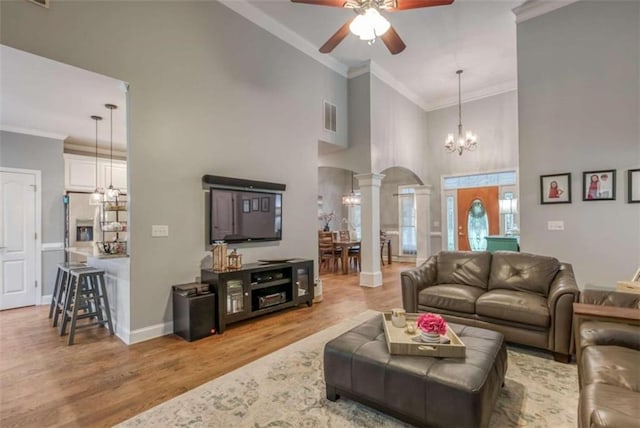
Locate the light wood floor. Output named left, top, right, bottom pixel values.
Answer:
left=0, top=262, right=409, bottom=428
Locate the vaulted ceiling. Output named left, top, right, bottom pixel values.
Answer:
left=240, top=0, right=522, bottom=110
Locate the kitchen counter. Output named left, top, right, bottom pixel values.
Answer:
left=86, top=255, right=131, bottom=343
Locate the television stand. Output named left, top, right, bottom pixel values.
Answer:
left=201, top=259, right=313, bottom=333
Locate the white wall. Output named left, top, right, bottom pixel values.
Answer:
left=517, top=0, right=640, bottom=288
left=1, top=1, right=347, bottom=330
left=426, top=91, right=519, bottom=240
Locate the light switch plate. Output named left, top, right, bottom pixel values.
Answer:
left=547, top=221, right=564, bottom=231
left=152, top=225, right=169, bottom=237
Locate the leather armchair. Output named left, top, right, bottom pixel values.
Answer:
left=573, top=290, right=640, bottom=428
left=401, top=251, right=580, bottom=362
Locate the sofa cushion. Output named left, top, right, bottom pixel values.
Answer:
left=436, top=251, right=491, bottom=289
left=489, top=252, right=560, bottom=297
left=419, top=284, right=485, bottom=314
left=581, top=346, right=640, bottom=392
left=476, top=289, right=550, bottom=327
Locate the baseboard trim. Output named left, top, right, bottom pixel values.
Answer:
left=359, top=271, right=382, bottom=287
left=127, top=321, right=174, bottom=345
left=41, top=294, right=52, bottom=305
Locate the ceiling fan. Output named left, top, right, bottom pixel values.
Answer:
left=290, top=0, right=454, bottom=55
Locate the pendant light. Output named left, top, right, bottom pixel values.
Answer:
left=104, top=103, right=120, bottom=200
left=342, top=171, right=361, bottom=206
left=444, top=70, right=478, bottom=156
left=89, top=115, right=103, bottom=205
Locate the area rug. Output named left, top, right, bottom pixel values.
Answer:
left=118, top=311, right=578, bottom=427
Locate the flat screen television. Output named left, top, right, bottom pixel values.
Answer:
left=209, top=187, right=282, bottom=243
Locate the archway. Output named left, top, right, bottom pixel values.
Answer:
left=379, top=166, right=423, bottom=261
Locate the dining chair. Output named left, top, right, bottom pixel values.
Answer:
left=319, top=231, right=340, bottom=272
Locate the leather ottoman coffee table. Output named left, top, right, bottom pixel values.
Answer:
left=324, top=315, right=507, bottom=428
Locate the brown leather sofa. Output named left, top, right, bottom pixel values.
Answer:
left=574, top=289, right=640, bottom=428
left=401, top=251, right=579, bottom=362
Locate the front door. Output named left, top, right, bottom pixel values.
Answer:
left=456, top=186, right=499, bottom=251
left=0, top=171, right=37, bottom=310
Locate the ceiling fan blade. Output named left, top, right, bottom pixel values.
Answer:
left=387, top=0, right=454, bottom=11
left=319, top=18, right=354, bottom=54
left=290, top=0, right=347, bottom=7
left=380, top=26, right=406, bottom=55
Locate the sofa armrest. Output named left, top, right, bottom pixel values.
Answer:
left=547, top=263, right=580, bottom=356
left=579, top=289, right=640, bottom=308
left=590, top=409, right=640, bottom=428
left=401, top=256, right=437, bottom=313
left=573, top=302, right=640, bottom=386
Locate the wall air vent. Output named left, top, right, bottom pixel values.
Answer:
left=323, top=100, right=337, bottom=133
left=26, top=0, right=50, bottom=7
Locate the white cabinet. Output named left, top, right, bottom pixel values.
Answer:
left=99, top=160, right=127, bottom=194
left=65, top=154, right=98, bottom=192
left=64, top=154, right=127, bottom=194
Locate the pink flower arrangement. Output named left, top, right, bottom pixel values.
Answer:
left=416, top=313, right=447, bottom=335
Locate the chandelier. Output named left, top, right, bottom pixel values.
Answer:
left=349, top=8, right=390, bottom=45
left=342, top=172, right=361, bottom=206
left=445, top=70, right=478, bottom=156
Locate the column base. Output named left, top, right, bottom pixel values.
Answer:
left=359, top=271, right=382, bottom=287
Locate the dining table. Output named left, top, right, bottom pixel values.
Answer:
left=333, top=240, right=361, bottom=274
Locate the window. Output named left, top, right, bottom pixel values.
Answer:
left=446, top=196, right=455, bottom=251
left=399, top=187, right=416, bottom=255
left=348, top=200, right=361, bottom=240
left=467, top=199, right=488, bottom=251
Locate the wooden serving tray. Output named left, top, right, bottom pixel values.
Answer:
left=381, top=312, right=466, bottom=358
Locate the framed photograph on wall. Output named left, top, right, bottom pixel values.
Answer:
left=252, top=198, right=259, bottom=212
left=242, top=199, right=250, bottom=213
left=540, top=173, right=571, bottom=204
left=583, top=170, right=616, bottom=201
left=628, top=169, right=640, bottom=203
left=261, top=197, right=270, bottom=212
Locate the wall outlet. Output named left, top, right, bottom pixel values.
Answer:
left=151, top=225, right=169, bottom=237
left=547, top=221, right=564, bottom=231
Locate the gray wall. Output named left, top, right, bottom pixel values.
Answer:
left=1, top=1, right=347, bottom=329
left=518, top=0, right=640, bottom=288
left=317, top=167, right=351, bottom=230
left=319, top=74, right=371, bottom=174
left=0, top=130, right=65, bottom=295
left=426, top=91, right=519, bottom=238
left=371, top=75, right=429, bottom=183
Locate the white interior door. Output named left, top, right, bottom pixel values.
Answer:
left=1, top=171, right=37, bottom=310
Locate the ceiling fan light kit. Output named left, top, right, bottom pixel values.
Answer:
left=445, top=69, right=478, bottom=156
left=349, top=8, right=391, bottom=44
left=291, top=0, right=454, bottom=55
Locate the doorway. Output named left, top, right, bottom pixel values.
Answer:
left=442, top=170, right=518, bottom=251
left=0, top=168, right=41, bottom=310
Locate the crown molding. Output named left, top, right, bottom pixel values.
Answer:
left=218, top=0, right=349, bottom=77
left=0, top=125, right=68, bottom=141
left=347, top=61, right=428, bottom=111
left=423, top=80, right=518, bottom=112
left=369, top=62, right=428, bottom=111
left=64, top=142, right=127, bottom=159
left=512, top=0, right=582, bottom=24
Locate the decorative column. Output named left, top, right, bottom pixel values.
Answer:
left=355, top=173, right=385, bottom=287
left=415, top=185, right=432, bottom=266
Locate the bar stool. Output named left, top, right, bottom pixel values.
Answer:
left=59, top=268, right=114, bottom=345
left=49, top=263, right=87, bottom=327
